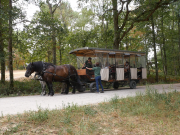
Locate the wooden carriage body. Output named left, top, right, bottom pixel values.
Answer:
left=69, top=47, right=147, bottom=91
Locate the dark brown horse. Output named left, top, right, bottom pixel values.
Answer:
left=25, top=61, right=82, bottom=96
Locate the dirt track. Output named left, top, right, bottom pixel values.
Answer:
left=0, top=83, right=180, bottom=116
left=0, top=70, right=33, bottom=80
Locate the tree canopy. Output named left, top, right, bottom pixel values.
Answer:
left=0, top=0, right=180, bottom=86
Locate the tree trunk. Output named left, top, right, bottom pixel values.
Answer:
left=59, top=47, right=62, bottom=65
left=0, top=43, right=5, bottom=84
left=125, top=29, right=129, bottom=50
left=160, top=10, right=167, bottom=81
left=151, top=15, right=158, bottom=82
left=58, top=35, right=62, bottom=65
left=144, top=36, right=150, bottom=75
left=0, top=0, right=5, bottom=84
left=52, top=23, right=56, bottom=65
left=8, top=0, right=14, bottom=89
left=47, top=0, right=59, bottom=65
left=112, top=0, right=120, bottom=49
left=47, top=51, right=51, bottom=63
left=178, top=12, right=180, bottom=75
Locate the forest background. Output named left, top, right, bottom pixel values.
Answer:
left=0, top=0, right=180, bottom=90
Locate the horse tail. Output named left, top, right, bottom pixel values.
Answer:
left=75, top=70, right=82, bottom=85
left=69, top=65, right=82, bottom=88
left=75, top=70, right=83, bottom=90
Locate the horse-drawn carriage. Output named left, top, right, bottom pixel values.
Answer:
left=69, top=47, right=147, bottom=92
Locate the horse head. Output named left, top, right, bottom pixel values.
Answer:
left=25, top=62, right=35, bottom=77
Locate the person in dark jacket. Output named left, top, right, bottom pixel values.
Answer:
left=86, top=62, right=104, bottom=93
left=82, top=57, right=92, bottom=68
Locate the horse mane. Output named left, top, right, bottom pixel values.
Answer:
left=29, top=61, right=55, bottom=77
left=43, top=62, right=55, bottom=69
left=32, top=61, right=43, bottom=73
left=32, top=61, right=56, bottom=72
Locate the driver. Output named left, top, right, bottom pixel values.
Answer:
left=124, top=61, right=129, bottom=72
left=82, top=57, right=92, bottom=68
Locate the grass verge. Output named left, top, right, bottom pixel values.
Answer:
left=0, top=87, right=180, bottom=134
left=0, top=79, right=64, bottom=97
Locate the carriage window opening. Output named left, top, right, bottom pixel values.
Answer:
left=102, top=53, right=109, bottom=68
left=116, top=54, right=123, bottom=68
left=109, top=54, right=116, bottom=67
left=82, top=53, right=96, bottom=68
left=136, top=55, right=146, bottom=68
left=124, top=55, right=130, bottom=66
left=77, top=56, right=84, bottom=69
left=94, top=53, right=103, bottom=67
left=130, top=55, right=136, bottom=68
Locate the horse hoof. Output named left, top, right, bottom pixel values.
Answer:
left=49, top=93, right=54, bottom=96
left=41, top=92, right=46, bottom=96
left=48, top=93, right=53, bottom=96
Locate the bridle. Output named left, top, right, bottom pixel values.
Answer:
left=25, top=63, right=34, bottom=77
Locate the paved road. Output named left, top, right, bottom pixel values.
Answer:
left=0, top=83, right=180, bottom=116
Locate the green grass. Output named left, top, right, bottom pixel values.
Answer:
left=1, top=86, right=180, bottom=134
left=27, top=107, right=49, bottom=124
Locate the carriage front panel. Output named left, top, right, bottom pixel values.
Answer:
left=77, top=69, right=87, bottom=75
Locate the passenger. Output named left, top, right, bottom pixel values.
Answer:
left=124, top=61, right=129, bottom=72
left=86, top=62, right=104, bottom=93
left=124, top=61, right=130, bottom=78
left=104, top=62, right=110, bottom=68
left=82, top=57, right=92, bottom=68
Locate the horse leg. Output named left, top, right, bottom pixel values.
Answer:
left=61, top=82, right=66, bottom=94
left=40, top=81, right=46, bottom=96
left=46, top=82, right=51, bottom=95
left=46, top=82, right=54, bottom=96
left=49, top=83, right=54, bottom=96
left=72, top=82, right=76, bottom=94
left=65, top=81, right=70, bottom=94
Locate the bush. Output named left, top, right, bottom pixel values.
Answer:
left=147, top=74, right=180, bottom=84
left=0, top=79, right=64, bottom=97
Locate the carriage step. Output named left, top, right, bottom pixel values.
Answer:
left=91, top=78, right=95, bottom=79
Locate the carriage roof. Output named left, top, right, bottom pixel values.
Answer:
left=69, top=47, right=145, bottom=57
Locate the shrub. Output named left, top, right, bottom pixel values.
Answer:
left=0, top=79, right=64, bottom=97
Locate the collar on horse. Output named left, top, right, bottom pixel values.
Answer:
left=34, top=62, right=56, bottom=81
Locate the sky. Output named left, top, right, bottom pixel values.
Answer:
left=16, top=0, right=79, bottom=30
left=25, top=0, right=79, bottom=20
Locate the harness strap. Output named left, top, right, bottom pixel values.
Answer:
left=36, top=62, right=79, bottom=84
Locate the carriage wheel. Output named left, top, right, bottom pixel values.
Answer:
left=129, top=81, right=136, bottom=89
left=90, top=82, right=97, bottom=92
left=112, top=82, right=119, bottom=89
left=78, top=85, right=86, bottom=92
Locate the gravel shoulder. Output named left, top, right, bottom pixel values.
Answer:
left=0, top=83, right=180, bottom=116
